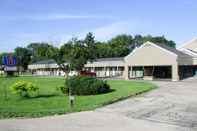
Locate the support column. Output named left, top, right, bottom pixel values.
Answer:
left=104, top=66, right=106, bottom=77
left=116, top=66, right=118, bottom=76
left=172, top=64, right=179, bottom=81
left=130, top=66, right=133, bottom=79
left=123, top=65, right=129, bottom=80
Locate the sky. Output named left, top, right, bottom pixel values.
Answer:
left=0, top=0, right=197, bottom=52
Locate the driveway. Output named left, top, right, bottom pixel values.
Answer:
left=1, top=78, right=197, bottom=131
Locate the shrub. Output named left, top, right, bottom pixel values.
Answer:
left=56, top=86, right=67, bottom=94
left=62, top=76, right=111, bottom=95
left=10, top=81, right=39, bottom=98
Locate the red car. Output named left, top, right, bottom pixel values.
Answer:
left=80, top=71, right=96, bottom=77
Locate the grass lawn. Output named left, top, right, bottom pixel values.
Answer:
left=0, top=76, right=156, bottom=118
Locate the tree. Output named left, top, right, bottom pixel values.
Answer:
left=133, top=35, right=176, bottom=48
left=84, top=32, right=97, bottom=62
left=70, top=41, right=87, bottom=71
left=27, top=43, right=58, bottom=62
left=94, top=34, right=176, bottom=58
left=108, top=34, right=133, bottom=57
left=14, top=47, right=31, bottom=70
left=0, top=53, right=3, bottom=65
left=60, top=38, right=88, bottom=71
left=73, top=33, right=97, bottom=71
left=95, top=42, right=113, bottom=58
left=133, top=35, right=144, bottom=48
left=56, top=33, right=97, bottom=73
left=56, top=38, right=76, bottom=73
left=148, top=36, right=176, bottom=48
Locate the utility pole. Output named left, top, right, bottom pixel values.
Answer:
left=67, top=64, right=75, bottom=109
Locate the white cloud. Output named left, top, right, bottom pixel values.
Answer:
left=56, top=20, right=146, bottom=46
left=30, top=14, right=113, bottom=21
left=57, top=21, right=136, bottom=45
left=14, top=20, right=151, bottom=47
left=91, top=21, right=134, bottom=40
left=77, top=20, right=143, bottom=41
left=2, top=14, right=113, bottom=21
left=15, top=32, right=74, bottom=47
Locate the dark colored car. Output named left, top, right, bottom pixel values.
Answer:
left=80, top=71, right=96, bottom=77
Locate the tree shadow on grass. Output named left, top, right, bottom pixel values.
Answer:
left=19, top=93, right=63, bottom=100
left=71, top=89, right=116, bottom=96
left=34, top=94, right=61, bottom=98
left=96, top=89, right=116, bottom=95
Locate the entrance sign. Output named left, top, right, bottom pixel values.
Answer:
left=2, top=55, right=18, bottom=75
left=4, top=66, right=17, bottom=71
left=3, top=56, right=17, bottom=66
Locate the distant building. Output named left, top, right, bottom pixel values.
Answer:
left=28, top=59, right=66, bottom=76
left=84, top=57, right=125, bottom=78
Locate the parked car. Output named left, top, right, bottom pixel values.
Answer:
left=80, top=71, right=96, bottom=77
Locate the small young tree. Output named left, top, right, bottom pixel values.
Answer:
left=53, top=33, right=97, bottom=107
left=55, top=32, right=97, bottom=74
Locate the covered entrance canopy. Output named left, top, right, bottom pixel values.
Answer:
left=129, top=66, right=172, bottom=80
left=124, top=41, right=192, bottom=81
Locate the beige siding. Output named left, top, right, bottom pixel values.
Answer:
left=177, top=57, right=193, bottom=65
left=125, top=43, right=177, bottom=66
left=124, top=42, right=180, bottom=81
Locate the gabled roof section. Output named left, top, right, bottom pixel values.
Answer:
left=125, top=41, right=192, bottom=61
left=180, top=37, right=197, bottom=49
left=178, top=48, right=197, bottom=58
left=155, top=43, right=192, bottom=58
left=125, top=41, right=177, bottom=61
left=31, top=59, right=56, bottom=65
left=95, top=57, right=124, bottom=62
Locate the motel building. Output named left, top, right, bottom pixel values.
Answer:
left=28, top=38, right=197, bottom=81
left=85, top=39, right=197, bottom=81
left=28, top=59, right=67, bottom=76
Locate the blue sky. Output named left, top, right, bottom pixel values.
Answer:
left=0, top=0, right=197, bottom=52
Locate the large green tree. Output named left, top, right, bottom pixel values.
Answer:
left=84, top=32, right=97, bottom=62
left=14, top=47, right=31, bottom=70
left=57, top=32, right=97, bottom=73
left=27, top=43, right=58, bottom=62
left=108, top=34, right=133, bottom=57
left=133, top=35, right=176, bottom=48
left=93, top=34, right=176, bottom=58
left=95, top=42, right=113, bottom=58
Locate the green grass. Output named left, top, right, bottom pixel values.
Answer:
left=0, top=76, right=156, bottom=118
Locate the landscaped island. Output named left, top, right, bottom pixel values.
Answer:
left=0, top=76, right=156, bottom=118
